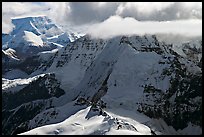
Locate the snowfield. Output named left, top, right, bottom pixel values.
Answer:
left=20, top=106, right=152, bottom=135
left=20, top=104, right=201, bottom=135
left=23, top=31, right=43, bottom=46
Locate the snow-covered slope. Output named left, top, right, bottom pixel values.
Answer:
left=5, top=30, right=45, bottom=55
left=23, top=31, right=43, bottom=46
left=20, top=106, right=152, bottom=135
left=2, top=73, right=45, bottom=93
left=2, top=34, right=202, bottom=135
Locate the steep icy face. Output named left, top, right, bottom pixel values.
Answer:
left=99, top=36, right=201, bottom=107
left=106, top=38, right=202, bottom=133
left=102, top=46, right=201, bottom=132
left=71, top=35, right=168, bottom=101
left=73, top=36, right=130, bottom=100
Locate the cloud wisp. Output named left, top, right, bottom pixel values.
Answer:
left=87, top=16, right=202, bottom=39
left=115, top=2, right=202, bottom=21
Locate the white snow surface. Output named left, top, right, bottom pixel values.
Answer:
left=2, top=74, right=45, bottom=93
left=20, top=106, right=152, bottom=135
left=5, top=48, right=16, bottom=54
left=2, top=49, right=20, bottom=61
left=23, top=31, right=43, bottom=46
left=20, top=104, right=193, bottom=135
left=37, top=48, right=59, bottom=61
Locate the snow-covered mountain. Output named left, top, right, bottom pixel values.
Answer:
left=2, top=16, right=83, bottom=80
left=2, top=34, right=202, bottom=135
left=2, top=16, right=82, bottom=60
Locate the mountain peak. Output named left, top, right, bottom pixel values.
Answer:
left=10, top=15, right=62, bottom=36
left=11, top=15, right=48, bottom=21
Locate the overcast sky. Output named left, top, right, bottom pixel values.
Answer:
left=2, top=2, right=202, bottom=39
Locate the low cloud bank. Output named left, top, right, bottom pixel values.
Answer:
left=2, top=2, right=202, bottom=35
left=87, top=16, right=202, bottom=39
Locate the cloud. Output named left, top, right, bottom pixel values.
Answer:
left=2, top=2, right=50, bottom=33
left=43, top=2, right=70, bottom=24
left=87, top=16, right=202, bottom=39
left=156, top=33, right=202, bottom=44
left=2, top=2, right=49, bottom=18
left=115, top=2, right=202, bottom=21
left=53, top=2, right=202, bottom=25
left=2, top=2, right=202, bottom=36
left=2, top=17, right=15, bottom=34
left=65, top=2, right=120, bottom=25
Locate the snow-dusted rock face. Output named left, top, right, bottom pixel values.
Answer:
left=2, top=49, right=20, bottom=75
left=2, top=73, right=65, bottom=135
left=172, top=40, right=202, bottom=64
left=2, top=34, right=202, bottom=135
